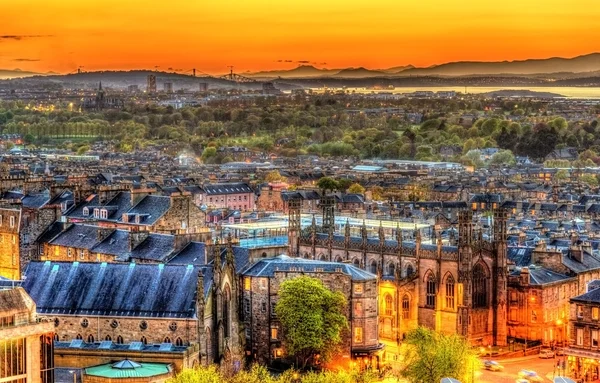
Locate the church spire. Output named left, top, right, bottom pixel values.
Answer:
left=98, top=81, right=103, bottom=91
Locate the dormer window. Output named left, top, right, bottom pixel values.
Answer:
left=83, top=207, right=89, bottom=216
left=135, top=215, right=141, bottom=224
left=100, top=209, right=108, bottom=219
left=93, top=208, right=100, bottom=218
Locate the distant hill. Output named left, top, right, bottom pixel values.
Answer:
left=332, top=67, right=388, bottom=78
left=0, top=69, right=45, bottom=79
left=379, top=65, right=415, bottom=74
left=245, top=65, right=339, bottom=79
left=398, top=53, right=600, bottom=76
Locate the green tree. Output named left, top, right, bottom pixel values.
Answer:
left=399, top=327, right=479, bottom=383
left=347, top=183, right=366, bottom=194
left=166, top=365, right=222, bottom=383
left=265, top=170, right=287, bottom=183
left=76, top=145, right=90, bottom=155
left=275, top=276, right=348, bottom=368
left=554, top=169, right=569, bottom=182
left=579, top=174, right=599, bottom=187
left=336, top=178, right=353, bottom=192
left=201, top=147, right=217, bottom=163
left=316, top=177, right=339, bottom=193
left=489, top=149, right=516, bottom=166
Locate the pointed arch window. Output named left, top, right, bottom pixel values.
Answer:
left=388, top=262, right=396, bottom=277
left=406, top=264, right=414, bottom=277
left=370, top=260, right=378, bottom=274
left=473, top=264, right=488, bottom=308
left=140, top=336, right=147, bottom=345
left=87, top=334, right=95, bottom=343
left=426, top=273, right=436, bottom=308
left=384, top=294, right=393, bottom=316
left=445, top=275, right=455, bottom=309
left=402, top=295, right=410, bottom=319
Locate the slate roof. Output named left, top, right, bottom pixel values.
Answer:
left=571, top=285, right=600, bottom=304
left=168, top=242, right=207, bottom=265
left=22, top=192, right=50, bottom=209
left=22, top=261, right=203, bottom=318
left=241, top=254, right=377, bottom=281
left=124, top=195, right=171, bottom=225
left=128, top=234, right=175, bottom=262
left=510, top=266, right=573, bottom=285
left=203, top=183, right=253, bottom=195
left=49, top=224, right=104, bottom=250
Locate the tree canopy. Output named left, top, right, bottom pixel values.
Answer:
left=399, top=327, right=479, bottom=383
left=275, top=276, right=348, bottom=368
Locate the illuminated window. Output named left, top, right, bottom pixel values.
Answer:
left=354, top=284, right=363, bottom=294
left=384, top=294, right=393, bottom=316
left=593, top=307, right=599, bottom=321
left=593, top=330, right=599, bottom=348
left=244, top=277, right=251, bottom=291
left=402, top=295, right=410, bottom=319
left=354, top=327, right=363, bottom=343
left=445, top=275, right=455, bottom=309
left=270, top=327, right=278, bottom=340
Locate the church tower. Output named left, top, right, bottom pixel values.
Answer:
left=457, top=210, right=474, bottom=338
left=288, top=198, right=301, bottom=257
left=492, top=208, right=508, bottom=346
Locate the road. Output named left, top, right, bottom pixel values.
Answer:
left=479, top=355, right=564, bottom=383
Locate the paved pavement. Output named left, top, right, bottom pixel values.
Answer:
left=480, top=355, right=565, bottom=383
left=380, top=353, right=566, bottom=382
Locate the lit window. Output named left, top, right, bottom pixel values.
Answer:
left=354, top=327, right=363, bottom=343
left=354, top=284, right=363, bottom=294
left=593, top=307, right=599, bottom=321
left=593, top=330, right=599, bottom=348
left=270, top=327, right=278, bottom=340
left=445, top=275, right=455, bottom=309
left=244, top=277, right=251, bottom=291
left=384, top=294, right=393, bottom=316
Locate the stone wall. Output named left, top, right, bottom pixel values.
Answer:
left=0, top=208, right=21, bottom=279
left=53, top=315, right=200, bottom=345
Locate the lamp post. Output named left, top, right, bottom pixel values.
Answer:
left=525, top=293, right=536, bottom=350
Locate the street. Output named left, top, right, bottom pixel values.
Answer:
left=479, top=355, right=563, bottom=383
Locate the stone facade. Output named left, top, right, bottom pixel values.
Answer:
left=297, top=208, right=509, bottom=347
left=0, top=287, right=55, bottom=383
left=0, top=208, right=22, bottom=279
left=241, top=256, right=380, bottom=366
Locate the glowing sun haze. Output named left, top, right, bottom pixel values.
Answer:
left=2, top=0, right=598, bottom=74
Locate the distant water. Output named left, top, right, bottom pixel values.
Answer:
left=311, top=86, right=600, bottom=99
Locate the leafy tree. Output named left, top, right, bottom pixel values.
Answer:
left=265, top=170, right=287, bottom=183
left=76, top=145, right=90, bottom=155
left=554, top=169, right=569, bottom=182
left=166, top=365, right=222, bottom=383
left=336, top=178, right=353, bottom=192
left=489, top=150, right=516, bottom=166
left=201, top=147, right=217, bottom=163
left=316, top=177, right=339, bottom=193
left=399, top=327, right=479, bottom=383
left=275, top=276, right=348, bottom=368
left=4, top=142, right=14, bottom=151
left=579, top=174, right=599, bottom=187
left=23, top=134, right=34, bottom=145
left=348, top=183, right=366, bottom=194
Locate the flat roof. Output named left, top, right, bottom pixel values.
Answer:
left=223, top=215, right=429, bottom=231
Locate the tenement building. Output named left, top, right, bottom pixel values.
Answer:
left=240, top=255, right=382, bottom=367
left=0, top=285, right=55, bottom=383
left=293, top=198, right=509, bottom=347
left=21, top=247, right=241, bottom=373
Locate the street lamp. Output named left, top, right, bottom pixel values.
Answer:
left=525, top=294, right=536, bottom=350
left=69, top=370, right=76, bottom=383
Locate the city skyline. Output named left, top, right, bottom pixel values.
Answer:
left=2, top=0, right=599, bottom=74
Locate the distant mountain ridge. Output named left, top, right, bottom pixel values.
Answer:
left=243, top=53, right=600, bottom=78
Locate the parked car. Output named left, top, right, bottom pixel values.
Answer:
left=556, top=348, right=565, bottom=356
left=484, top=360, right=504, bottom=371
left=540, top=349, right=555, bottom=359
left=518, top=370, right=544, bottom=382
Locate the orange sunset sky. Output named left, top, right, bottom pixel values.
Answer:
left=2, top=0, right=599, bottom=74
